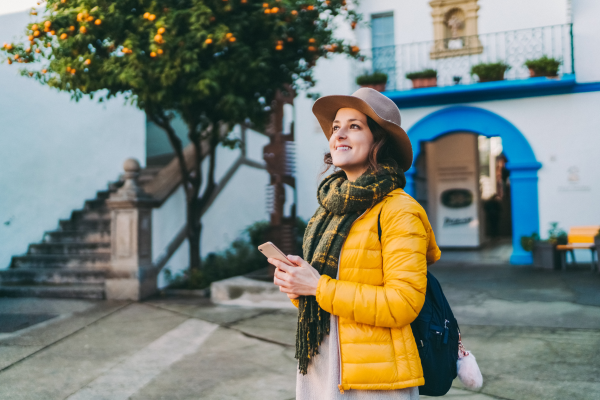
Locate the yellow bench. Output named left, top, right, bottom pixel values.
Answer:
left=556, top=226, right=600, bottom=271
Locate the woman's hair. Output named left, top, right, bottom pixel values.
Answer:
left=322, top=115, right=396, bottom=174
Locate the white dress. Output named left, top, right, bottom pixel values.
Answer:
left=296, top=267, right=420, bottom=400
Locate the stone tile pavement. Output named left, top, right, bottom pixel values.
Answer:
left=0, top=264, right=599, bottom=399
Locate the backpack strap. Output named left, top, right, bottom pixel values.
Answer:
left=378, top=211, right=382, bottom=242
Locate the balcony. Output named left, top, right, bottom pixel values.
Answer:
left=365, top=24, right=574, bottom=92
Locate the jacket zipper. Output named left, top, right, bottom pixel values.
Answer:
left=337, top=209, right=369, bottom=394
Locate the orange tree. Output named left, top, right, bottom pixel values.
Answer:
left=1, top=0, right=360, bottom=270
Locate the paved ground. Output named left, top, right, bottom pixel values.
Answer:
left=0, top=264, right=599, bottom=399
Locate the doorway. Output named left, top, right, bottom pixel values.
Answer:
left=405, top=106, right=542, bottom=264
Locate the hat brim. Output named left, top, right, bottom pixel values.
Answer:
left=312, top=94, right=413, bottom=171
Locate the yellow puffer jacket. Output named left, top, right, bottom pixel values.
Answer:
left=293, top=188, right=440, bottom=391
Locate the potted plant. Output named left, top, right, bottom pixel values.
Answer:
left=356, top=71, right=388, bottom=92
left=470, top=62, right=511, bottom=83
left=405, top=69, right=438, bottom=89
left=524, top=56, right=561, bottom=78
left=522, top=222, right=568, bottom=269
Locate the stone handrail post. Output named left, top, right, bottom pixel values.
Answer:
left=106, top=159, right=159, bottom=300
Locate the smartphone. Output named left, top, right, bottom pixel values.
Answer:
left=258, top=242, right=294, bottom=266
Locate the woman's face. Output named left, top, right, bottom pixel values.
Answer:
left=329, top=108, right=374, bottom=181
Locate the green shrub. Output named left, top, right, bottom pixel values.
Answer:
left=520, top=222, right=567, bottom=252
left=524, top=56, right=561, bottom=77
left=470, top=62, right=511, bottom=82
left=356, top=71, right=388, bottom=85
left=405, top=69, right=437, bottom=80
left=520, top=232, right=540, bottom=252
left=164, top=218, right=307, bottom=290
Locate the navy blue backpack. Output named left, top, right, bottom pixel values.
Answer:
left=378, top=214, right=459, bottom=396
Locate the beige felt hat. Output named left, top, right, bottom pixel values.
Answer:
left=312, top=87, right=413, bottom=171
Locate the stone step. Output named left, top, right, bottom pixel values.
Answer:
left=10, top=254, right=111, bottom=269
left=42, top=230, right=111, bottom=244
left=0, top=284, right=105, bottom=299
left=0, top=268, right=107, bottom=285
left=59, top=219, right=111, bottom=231
left=70, top=209, right=110, bottom=221
left=83, top=198, right=106, bottom=211
left=28, top=242, right=111, bottom=255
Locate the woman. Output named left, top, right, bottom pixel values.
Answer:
left=269, top=88, right=441, bottom=399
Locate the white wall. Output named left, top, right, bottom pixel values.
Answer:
left=0, top=11, right=146, bottom=269
left=572, top=0, right=600, bottom=82
left=354, top=0, right=570, bottom=50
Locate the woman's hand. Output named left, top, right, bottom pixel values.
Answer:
left=269, top=255, right=321, bottom=297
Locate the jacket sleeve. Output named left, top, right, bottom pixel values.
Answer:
left=315, top=205, right=428, bottom=329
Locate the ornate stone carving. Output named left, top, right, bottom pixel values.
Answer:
left=429, top=0, right=483, bottom=59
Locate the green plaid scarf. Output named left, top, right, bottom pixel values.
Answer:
left=296, top=160, right=406, bottom=374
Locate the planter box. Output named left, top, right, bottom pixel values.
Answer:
left=532, top=241, right=561, bottom=269
left=410, top=77, right=437, bottom=89
left=528, top=68, right=559, bottom=79
left=359, top=83, right=386, bottom=92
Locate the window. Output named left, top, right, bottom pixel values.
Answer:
left=371, top=12, right=396, bottom=89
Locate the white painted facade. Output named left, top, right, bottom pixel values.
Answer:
left=2, top=0, right=599, bottom=271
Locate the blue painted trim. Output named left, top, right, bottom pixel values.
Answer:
left=385, top=75, right=600, bottom=108
left=405, top=105, right=541, bottom=265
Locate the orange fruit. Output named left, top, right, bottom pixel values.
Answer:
left=14, top=54, right=20, bottom=59
left=122, top=47, right=129, bottom=53
left=271, top=7, right=279, bottom=13
left=307, top=5, right=314, bottom=10
left=66, top=66, right=71, bottom=72
left=80, top=26, right=87, bottom=34
left=35, top=48, right=41, bottom=53
left=154, top=34, right=163, bottom=43
left=308, top=38, right=315, bottom=43
left=263, top=3, right=269, bottom=7
left=32, top=24, right=38, bottom=31
left=158, top=27, right=165, bottom=34
left=264, top=9, right=270, bottom=14
left=308, top=46, right=316, bottom=52
left=205, top=38, right=213, bottom=44
left=226, top=33, right=233, bottom=38
left=26, top=48, right=31, bottom=53
left=34, top=30, right=40, bottom=37
left=150, top=51, right=156, bottom=57
left=77, top=13, right=83, bottom=21
left=143, top=12, right=150, bottom=19
left=148, top=14, right=156, bottom=21
left=69, top=26, right=75, bottom=31
left=61, top=0, right=66, bottom=3
left=241, top=0, right=247, bottom=3
left=287, top=37, right=293, bottom=42
left=87, top=16, right=94, bottom=22
left=275, top=44, right=283, bottom=50
left=291, top=10, right=298, bottom=15
left=7, top=59, right=12, bottom=65
left=229, top=37, right=236, bottom=42
left=351, top=45, right=359, bottom=53
left=42, top=68, right=47, bottom=73
left=6, top=44, right=12, bottom=50
left=84, top=59, right=91, bottom=65
left=95, top=19, right=101, bottom=25
left=71, top=69, right=76, bottom=74
left=157, top=49, right=163, bottom=55
left=351, top=21, right=357, bottom=29
left=60, top=33, right=67, bottom=39
left=50, top=30, right=55, bottom=35
left=44, top=21, right=51, bottom=28
left=28, top=35, right=34, bottom=41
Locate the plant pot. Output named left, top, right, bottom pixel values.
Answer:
left=410, top=77, right=437, bottom=89
left=532, top=241, right=561, bottom=269
left=529, top=68, right=559, bottom=79
left=477, top=76, right=505, bottom=83
left=359, top=83, right=386, bottom=92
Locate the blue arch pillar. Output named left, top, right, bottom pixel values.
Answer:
left=402, top=105, right=542, bottom=265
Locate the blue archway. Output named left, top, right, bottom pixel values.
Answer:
left=405, top=105, right=542, bottom=265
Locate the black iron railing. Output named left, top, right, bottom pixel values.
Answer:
left=362, top=24, right=574, bottom=91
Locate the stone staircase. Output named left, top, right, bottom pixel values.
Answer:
left=0, top=168, right=161, bottom=299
